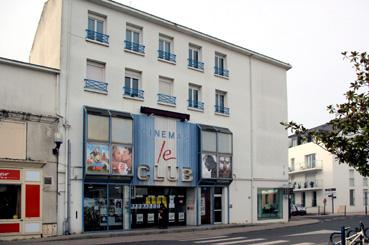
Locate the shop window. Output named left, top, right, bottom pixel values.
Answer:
left=200, top=126, right=232, bottom=180
left=0, top=184, right=21, bottom=220
left=84, top=184, right=108, bottom=231
left=85, top=109, right=133, bottom=176
left=257, top=188, right=283, bottom=220
left=87, top=114, right=109, bottom=142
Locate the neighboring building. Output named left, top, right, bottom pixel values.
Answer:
left=288, top=125, right=368, bottom=214
left=0, top=57, right=60, bottom=239
left=29, top=0, right=291, bottom=235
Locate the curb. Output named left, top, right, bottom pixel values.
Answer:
left=4, top=219, right=320, bottom=243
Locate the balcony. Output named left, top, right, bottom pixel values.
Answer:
left=187, top=100, right=204, bottom=111
left=288, top=161, right=323, bottom=175
left=214, top=66, right=229, bottom=77
left=215, top=105, right=230, bottom=115
left=292, top=179, right=323, bottom=192
left=188, top=59, right=204, bottom=70
left=86, top=29, right=109, bottom=44
left=158, top=50, right=176, bottom=63
left=124, top=40, right=145, bottom=54
left=123, top=87, right=144, bottom=99
left=157, top=93, right=176, bottom=105
left=84, top=79, right=108, bottom=93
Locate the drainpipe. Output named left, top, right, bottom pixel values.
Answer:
left=249, top=55, right=254, bottom=223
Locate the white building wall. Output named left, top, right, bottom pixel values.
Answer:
left=31, top=0, right=290, bottom=234
left=289, top=141, right=367, bottom=214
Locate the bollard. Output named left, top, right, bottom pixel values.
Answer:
left=344, top=205, right=346, bottom=216
left=318, top=206, right=320, bottom=215
left=341, top=226, right=346, bottom=245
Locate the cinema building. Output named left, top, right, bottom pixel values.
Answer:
left=29, top=0, right=291, bottom=234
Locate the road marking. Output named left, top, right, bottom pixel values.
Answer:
left=284, top=229, right=337, bottom=237
left=248, top=240, right=288, bottom=245
left=194, top=237, right=246, bottom=243
left=213, top=238, right=265, bottom=245
left=179, top=236, right=227, bottom=241
left=290, top=243, right=316, bottom=245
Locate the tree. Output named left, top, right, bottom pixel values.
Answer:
left=282, top=51, right=369, bottom=176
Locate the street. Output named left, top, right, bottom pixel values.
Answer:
left=5, top=215, right=369, bottom=245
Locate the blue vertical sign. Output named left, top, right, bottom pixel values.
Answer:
left=133, top=115, right=198, bottom=187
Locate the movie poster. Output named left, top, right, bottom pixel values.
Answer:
left=218, top=155, right=232, bottom=179
left=201, top=154, right=217, bottom=178
left=111, top=144, right=133, bottom=175
left=86, top=143, right=110, bottom=174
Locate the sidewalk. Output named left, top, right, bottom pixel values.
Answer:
left=3, top=218, right=319, bottom=244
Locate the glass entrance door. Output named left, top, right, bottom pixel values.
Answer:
left=108, top=185, right=124, bottom=230
left=213, top=187, right=222, bottom=224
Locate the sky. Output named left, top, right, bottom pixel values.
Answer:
left=1, top=0, right=368, bottom=128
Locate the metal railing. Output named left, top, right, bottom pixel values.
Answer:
left=214, top=66, right=229, bottom=77
left=215, top=105, right=230, bottom=115
left=86, top=29, right=109, bottom=44
left=187, top=100, right=204, bottom=110
left=84, top=79, right=108, bottom=92
left=289, top=160, right=323, bottom=172
left=292, top=179, right=323, bottom=190
left=123, top=87, right=144, bottom=99
left=157, top=93, right=176, bottom=105
left=188, top=59, right=204, bottom=70
left=158, top=50, right=176, bottom=62
left=124, top=40, right=145, bottom=53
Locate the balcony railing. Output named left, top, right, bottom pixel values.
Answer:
left=86, top=29, right=109, bottom=44
left=158, top=50, right=176, bottom=62
left=288, top=160, right=323, bottom=174
left=215, top=105, right=230, bottom=115
left=188, top=100, right=204, bottom=111
left=84, top=79, right=108, bottom=92
left=214, top=66, right=229, bottom=77
left=124, top=40, right=145, bottom=53
left=123, top=87, right=144, bottom=99
left=157, top=93, right=176, bottom=105
left=292, top=179, right=323, bottom=191
left=188, top=59, right=204, bottom=70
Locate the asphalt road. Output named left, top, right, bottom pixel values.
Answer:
left=5, top=215, right=369, bottom=245
left=106, top=215, right=369, bottom=245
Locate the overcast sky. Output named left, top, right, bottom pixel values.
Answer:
left=1, top=0, right=368, bottom=128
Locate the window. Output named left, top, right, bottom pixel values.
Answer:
left=349, top=169, right=355, bottom=187
left=124, top=69, right=143, bottom=99
left=158, top=77, right=175, bottom=105
left=290, top=158, right=295, bottom=171
left=364, top=177, right=368, bottom=187
left=85, top=109, right=133, bottom=176
left=85, top=60, right=107, bottom=93
left=257, top=188, right=283, bottom=220
left=215, top=90, right=229, bottom=115
left=188, top=85, right=203, bottom=110
left=188, top=44, right=203, bottom=70
left=214, top=53, right=229, bottom=77
left=200, top=126, right=233, bottom=179
left=301, top=192, right=306, bottom=207
left=364, top=189, right=368, bottom=206
left=312, top=191, right=317, bottom=207
left=86, top=13, right=109, bottom=44
left=304, top=154, right=316, bottom=169
left=350, top=189, right=355, bottom=206
left=158, top=35, right=175, bottom=62
left=0, top=184, right=21, bottom=219
left=125, top=24, right=144, bottom=53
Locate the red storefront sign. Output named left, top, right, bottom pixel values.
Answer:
left=0, top=169, right=20, bottom=180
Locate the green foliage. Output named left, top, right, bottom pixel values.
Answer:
left=282, top=51, right=369, bottom=176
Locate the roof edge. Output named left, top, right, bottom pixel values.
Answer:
left=0, top=57, right=60, bottom=74
left=89, top=0, right=292, bottom=70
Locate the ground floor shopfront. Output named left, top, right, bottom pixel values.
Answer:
left=82, top=184, right=230, bottom=231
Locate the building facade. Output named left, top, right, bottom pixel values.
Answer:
left=0, top=58, right=60, bottom=239
left=29, top=0, right=291, bottom=235
left=289, top=131, right=368, bottom=214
